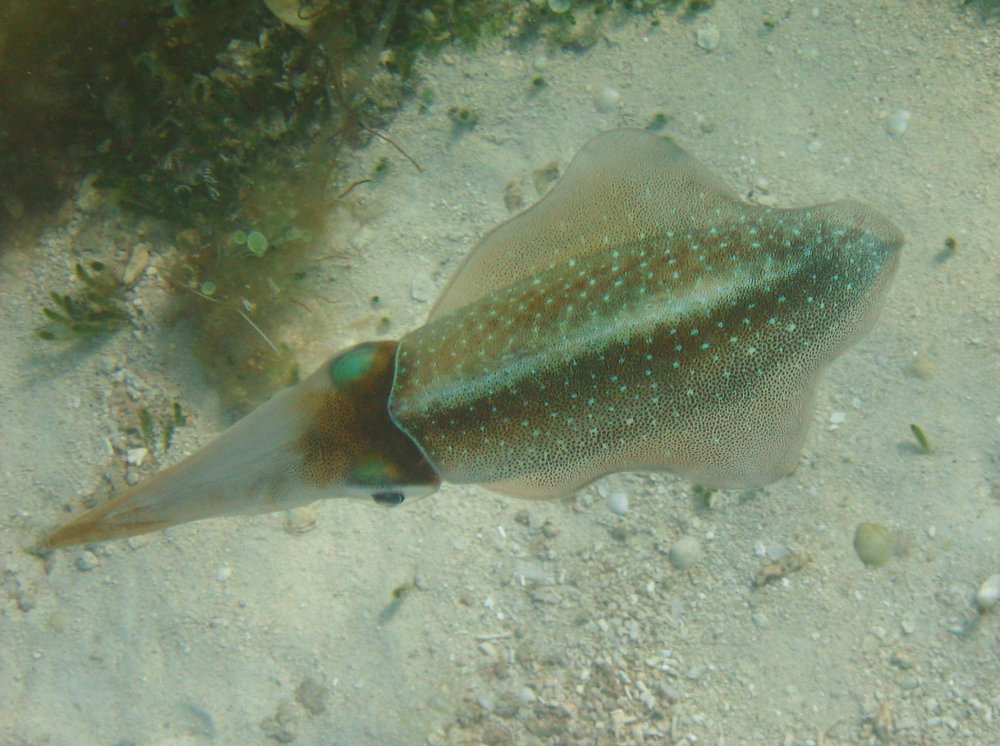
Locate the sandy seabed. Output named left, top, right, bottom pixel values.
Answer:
left=2, top=1, right=999, bottom=744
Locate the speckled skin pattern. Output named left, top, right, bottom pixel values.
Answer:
left=390, top=130, right=903, bottom=495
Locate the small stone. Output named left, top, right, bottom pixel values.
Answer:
left=697, top=115, right=717, bottom=134
left=752, top=612, right=769, bottom=628
left=854, top=522, right=893, bottom=567
left=126, top=447, right=148, bottom=467
left=668, top=536, right=703, bottom=570
left=885, top=109, right=911, bottom=138
left=411, top=273, right=435, bottom=302
left=658, top=682, right=681, bottom=703
left=284, top=505, right=318, bottom=534
left=594, top=86, right=620, bottom=114
left=216, top=565, right=232, bottom=582
left=607, top=492, right=629, bottom=515
left=976, top=574, right=1000, bottom=611
left=532, top=54, right=548, bottom=72
left=696, top=24, right=721, bottom=51
left=766, top=544, right=791, bottom=562
left=75, top=551, right=99, bottom=572
left=123, top=243, right=151, bottom=286
left=76, top=174, right=103, bottom=212
left=518, top=687, right=537, bottom=705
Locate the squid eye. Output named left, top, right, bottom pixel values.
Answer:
left=372, top=491, right=405, bottom=507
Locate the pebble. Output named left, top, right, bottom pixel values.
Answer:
left=411, top=273, right=435, bottom=302
left=976, top=573, right=1000, bottom=610
left=886, top=109, right=911, bottom=137
left=594, top=86, right=620, bottom=114
left=607, top=492, right=629, bottom=515
left=668, top=536, right=703, bottom=570
left=284, top=505, right=318, bottom=534
left=696, top=24, right=721, bottom=51
left=766, top=543, right=791, bottom=561
left=123, top=243, right=151, bottom=286
left=216, top=565, right=232, bottom=582
left=126, top=447, right=149, bottom=467
left=854, top=522, right=893, bottom=567
left=75, top=550, right=99, bottom=572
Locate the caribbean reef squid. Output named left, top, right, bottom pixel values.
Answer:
left=43, top=129, right=903, bottom=549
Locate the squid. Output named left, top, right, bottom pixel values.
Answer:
left=43, top=129, right=903, bottom=549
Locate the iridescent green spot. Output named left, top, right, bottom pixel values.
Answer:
left=351, top=458, right=394, bottom=486
left=331, top=345, right=378, bottom=387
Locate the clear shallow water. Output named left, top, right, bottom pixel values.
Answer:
left=2, top=2, right=999, bottom=743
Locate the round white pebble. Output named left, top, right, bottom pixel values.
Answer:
left=217, top=565, right=232, bottom=582
left=594, top=86, right=620, bottom=113
left=411, top=273, right=435, bottom=302
left=976, top=573, right=1000, bottom=610
left=669, top=536, right=703, bottom=570
left=75, top=551, right=99, bottom=572
left=607, top=492, right=629, bottom=515
left=886, top=109, right=911, bottom=137
left=696, top=24, right=721, bottom=51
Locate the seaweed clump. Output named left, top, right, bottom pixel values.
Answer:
left=36, top=262, right=130, bottom=341
left=5, top=0, right=721, bottom=413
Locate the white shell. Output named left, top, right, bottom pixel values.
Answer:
left=976, top=573, right=1000, bottom=610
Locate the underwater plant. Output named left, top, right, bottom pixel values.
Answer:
left=37, top=262, right=130, bottom=341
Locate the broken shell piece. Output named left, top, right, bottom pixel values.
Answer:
left=284, top=505, right=318, bottom=534
left=122, top=243, right=151, bottom=286
left=977, top=573, right=1000, bottom=611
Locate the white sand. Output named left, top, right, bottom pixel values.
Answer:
left=2, top=1, right=999, bottom=743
